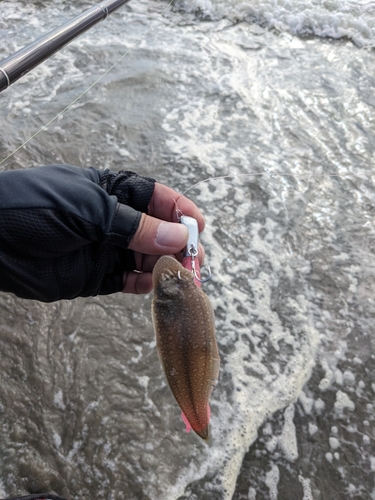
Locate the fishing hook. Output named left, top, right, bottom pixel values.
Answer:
left=180, top=215, right=211, bottom=284
left=191, top=254, right=212, bottom=284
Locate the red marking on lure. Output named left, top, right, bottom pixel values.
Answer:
left=182, top=255, right=201, bottom=288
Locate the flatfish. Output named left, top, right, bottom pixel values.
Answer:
left=152, top=255, right=219, bottom=441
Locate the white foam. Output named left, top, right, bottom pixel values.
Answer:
left=315, top=398, right=325, bottom=413
left=162, top=83, right=323, bottom=492
left=248, top=487, right=257, bottom=499
left=334, top=390, right=355, bottom=413
left=174, top=0, right=375, bottom=47
left=308, top=423, right=318, bottom=436
left=265, top=463, right=280, bottom=500
left=53, top=389, right=66, bottom=411
left=329, top=437, right=340, bottom=450
left=299, top=475, right=313, bottom=500
left=279, top=404, right=299, bottom=462
left=53, top=432, right=62, bottom=449
left=363, top=435, right=370, bottom=445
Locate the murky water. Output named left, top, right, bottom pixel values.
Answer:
left=0, top=0, right=374, bottom=498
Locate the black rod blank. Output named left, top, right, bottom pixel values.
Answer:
left=0, top=0, right=130, bottom=93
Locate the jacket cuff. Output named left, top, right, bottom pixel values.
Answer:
left=98, top=170, right=155, bottom=214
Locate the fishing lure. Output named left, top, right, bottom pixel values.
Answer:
left=151, top=217, right=219, bottom=441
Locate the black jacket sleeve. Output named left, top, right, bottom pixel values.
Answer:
left=0, top=164, right=155, bottom=302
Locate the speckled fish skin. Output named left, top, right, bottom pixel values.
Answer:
left=152, top=255, right=219, bottom=441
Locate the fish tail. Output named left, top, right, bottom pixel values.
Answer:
left=181, top=406, right=211, bottom=441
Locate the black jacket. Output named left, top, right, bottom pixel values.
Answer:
left=0, top=164, right=155, bottom=301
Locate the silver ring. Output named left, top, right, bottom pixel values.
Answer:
left=99, top=4, right=109, bottom=19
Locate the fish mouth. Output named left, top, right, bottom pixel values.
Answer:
left=160, top=269, right=177, bottom=281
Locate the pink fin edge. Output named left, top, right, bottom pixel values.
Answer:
left=181, top=412, right=192, bottom=433
left=181, top=406, right=211, bottom=433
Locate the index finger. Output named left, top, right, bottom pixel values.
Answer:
left=148, top=183, right=205, bottom=232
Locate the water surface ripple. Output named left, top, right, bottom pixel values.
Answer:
left=0, top=1, right=374, bottom=499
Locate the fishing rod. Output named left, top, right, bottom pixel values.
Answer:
left=0, top=0, right=131, bottom=93
left=0, top=494, right=68, bottom=500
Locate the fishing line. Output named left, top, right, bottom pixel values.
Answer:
left=1, top=3, right=371, bottom=192
left=0, top=0, right=174, bottom=167
left=181, top=171, right=357, bottom=196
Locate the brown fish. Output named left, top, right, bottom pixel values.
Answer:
left=152, top=255, right=219, bottom=441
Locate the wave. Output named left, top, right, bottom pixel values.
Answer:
left=174, top=0, right=375, bottom=47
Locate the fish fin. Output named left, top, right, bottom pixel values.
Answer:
left=181, top=412, right=192, bottom=433
left=211, top=356, right=220, bottom=385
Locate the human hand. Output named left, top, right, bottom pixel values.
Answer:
left=0, top=164, right=204, bottom=302
left=123, top=183, right=205, bottom=294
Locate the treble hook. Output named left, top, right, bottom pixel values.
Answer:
left=192, top=256, right=212, bottom=283
left=177, top=257, right=211, bottom=283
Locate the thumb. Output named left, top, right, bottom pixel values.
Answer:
left=128, top=213, right=188, bottom=255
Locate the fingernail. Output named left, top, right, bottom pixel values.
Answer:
left=156, top=222, right=188, bottom=248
